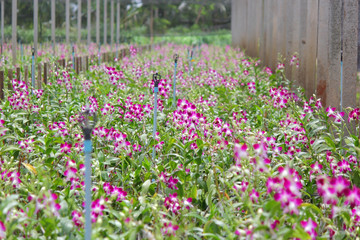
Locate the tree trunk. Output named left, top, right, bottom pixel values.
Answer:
left=150, top=4, right=154, bottom=45
left=194, top=3, right=204, bottom=25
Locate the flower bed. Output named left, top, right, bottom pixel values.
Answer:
left=0, top=44, right=359, bottom=239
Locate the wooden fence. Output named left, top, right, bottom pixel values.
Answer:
left=231, top=0, right=359, bottom=110
left=0, top=44, right=153, bottom=100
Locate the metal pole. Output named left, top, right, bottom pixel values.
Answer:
left=152, top=73, right=160, bottom=159
left=340, top=51, right=343, bottom=111
left=31, top=48, right=35, bottom=92
left=34, top=0, right=38, bottom=58
left=110, top=0, right=114, bottom=46
left=20, top=43, right=23, bottom=61
left=1, top=0, right=4, bottom=49
left=11, top=0, right=17, bottom=66
left=66, top=0, right=70, bottom=44
left=84, top=140, right=92, bottom=240
left=78, top=0, right=82, bottom=43
left=103, top=0, right=107, bottom=45
left=51, top=0, right=55, bottom=55
left=96, top=0, right=100, bottom=45
left=172, top=54, right=178, bottom=108
left=72, top=45, right=75, bottom=70
left=116, top=0, right=120, bottom=45
left=81, top=108, right=95, bottom=240
left=87, top=0, right=91, bottom=45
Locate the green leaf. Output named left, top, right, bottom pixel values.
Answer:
left=190, top=185, right=198, bottom=200
left=324, top=136, right=336, bottom=150
left=141, top=180, right=151, bottom=195
left=292, top=225, right=310, bottom=239
left=264, top=200, right=281, bottom=217
left=184, top=212, right=207, bottom=223
left=300, top=203, right=323, bottom=217
left=98, top=150, right=105, bottom=168
left=351, top=168, right=360, bottom=188
left=0, top=145, right=21, bottom=153
left=0, top=195, right=19, bottom=215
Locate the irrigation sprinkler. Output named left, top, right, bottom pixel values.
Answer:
left=31, top=48, right=35, bottom=93
left=79, top=105, right=97, bottom=240
left=172, top=54, right=179, bottom=108
left=152, top=72, right=161, bottom=159
left=72, top=45, right=75, bottom=70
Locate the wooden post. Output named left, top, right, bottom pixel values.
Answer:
left=305, top=0, right=319, bottom=99
left=37, top=63, right=42, bottom=89
left=231, top=0, right=240, bottom=47
left=1, top=0, right=4, bottom=47
left=79, top=57, right=82, bottom=72
left=327, top=0, right=342, bottom=108
left=316, top=0, right=329, bottom=105
left=317, top=0, right=341, bottom=108
left=277, top=0, right=287, bottom=62
left=44, top=63, right=48, bottom=85
left=12, top=0, right=17, bottom=66
left=116, top=0, right=120, bottom=45
left=264, top=0, right=272, bottom=67
left=67, top=58, right=71, bottom=71
left=104, top=0, right=107, bottom=44
left=96, top=0, right=100, bottom=45
left=110, top=0, right=114, bottom=46
left=290, top=0, right=301, bottom=87
left=51, top=0, right=55, bottom=53
left=259, top=0, right=266, bottom=64
left=245, top=0, right=251, bottom=56
left=16, top=67, right=20, bottom=82
left=78, top=0, right=82, bottom=43
left=249, top=0, right=257, bottom=57
left=24, top=66, right=28, bottom=86
left=253, top=0, right=260, bottom=56
left=0, top=71, right=3, bottom=100
left=86, top=56, right=89, bottom=71
left=239, top=0, right=245, bottom=50
left=342, top=0, right=358, bottom=108
left=270, top=0, right=278, bottom=70
left=66, top=0, right=70, bottom=44
left=87, top=0, right=91, bottom=45
left=298, top=0, right=308, bottom=90
left=285, top=0, right=295, bottom=81
left=76, top=57, right=79, bottom=74
left=8, top=69, right=13, bottom=90
left=34, top=0, right=38, bottom=58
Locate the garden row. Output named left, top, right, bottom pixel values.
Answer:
left=0, top=43, right=157, bottom=100
left=0, top=44, right=359, bottom=239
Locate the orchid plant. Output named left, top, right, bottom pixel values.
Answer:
left=0, top=44, right=359, bottom=239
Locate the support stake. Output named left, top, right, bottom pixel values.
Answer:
left=152, top=73, right=161, bottom=159
left=172, top=54, right=179, bottom=108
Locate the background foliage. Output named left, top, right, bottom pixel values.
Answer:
left=1, top=0, right=231, bottom=45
